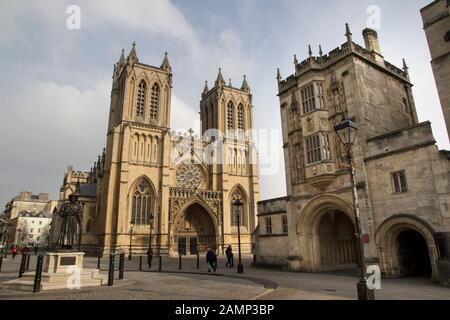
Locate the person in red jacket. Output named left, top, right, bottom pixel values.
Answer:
left=10, top=244, right=18, bottom=259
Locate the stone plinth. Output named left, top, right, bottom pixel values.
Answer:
left=2, top=252, right=106, bottom=292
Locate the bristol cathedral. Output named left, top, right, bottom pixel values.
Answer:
left=53, top=44, right=259, bottom=256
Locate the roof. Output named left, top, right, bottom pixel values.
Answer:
left=79, top=184, right=97, bottom=198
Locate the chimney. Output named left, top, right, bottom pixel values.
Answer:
left=362, top=28, right=384, bottom=63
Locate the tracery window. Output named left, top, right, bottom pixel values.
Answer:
left=227, top=101, right=235, bottom=130
left=136, top=80, right=146, bottom=117
left=131, top=179, right=153, bottom=225
left=150, top=83, right=160, bottom=120
left=237, top=104, right=245, bottom=130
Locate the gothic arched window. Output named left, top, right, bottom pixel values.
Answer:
left=131, top=179, right=153, bottom=225
left=230, top=187, right=247, bottom=227
left=136, top=80, right=146, bottom=117
left=150, top=83, right=160, bottom=120
left=237, top=104, right=245, bottom=130
left=227, top=102, right=235, bottom=130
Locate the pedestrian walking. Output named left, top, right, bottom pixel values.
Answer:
left=11, top=244, right=18, bottom=259
left=206, top=248, right=216, bottom=272
left=22, top=245, right=30, bottom=255
left=146, top=247, right=153, bottom=268
left=225, top=245, right=233, bottom=268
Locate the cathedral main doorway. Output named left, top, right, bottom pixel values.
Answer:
left=173, top=203, right=216, bottom=255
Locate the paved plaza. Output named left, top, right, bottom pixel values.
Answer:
left=0, top=253, right=449, bottom=300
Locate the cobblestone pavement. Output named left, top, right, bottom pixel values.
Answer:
left=1, top=253, right=449, bottom=300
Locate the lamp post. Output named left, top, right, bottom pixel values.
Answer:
left=334, top=114, right=375, bottom=301
left=233, top=199, right=244, bottom=274
left=148, top=215, right=154, bottom=250
left=128, top=223, right=134, bottom=261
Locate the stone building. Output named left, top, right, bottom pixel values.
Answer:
left=255, top=25, right=450, bottom=284
left=55, top=45, right=259, bottom=256
left=421, top=0, right=450, bottom=139
left=2, top=191, right=56, bottom=246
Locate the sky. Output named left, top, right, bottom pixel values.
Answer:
left=0, top=0, right=448, bottom=207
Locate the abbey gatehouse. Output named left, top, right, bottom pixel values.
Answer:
left=254, top=25, right=450, bottom=284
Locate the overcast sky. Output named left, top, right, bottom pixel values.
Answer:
left=0, top=0, right=448, bottom=207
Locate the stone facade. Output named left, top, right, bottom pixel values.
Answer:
left=255, top=25, right=450, bottom=282
left=421, top=0, right=450, bottom=139
left=2, top=191, right=56, bottom=246
left=55, top=46, right=259, bottom=256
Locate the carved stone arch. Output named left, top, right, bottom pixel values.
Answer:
left=295, top=194, right=357, bottom=271
left=375, top=214, right=438, bottom=280
left=296, top=194, right=355, bottom=235
left=173, top=196, right=219, bottom=228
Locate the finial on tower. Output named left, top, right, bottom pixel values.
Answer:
left=215, top=67, right=225, bottom=87
left=127, top=42, right=138, bottom=64
left=202, top=81, right=209, bottom=97
left=308, top=45, right=313, bottom=58
left=276, top=68, right=282, bottom=82
left=402, top=58, right=410, bottom=78
left=229, top=78, right=232, bottom=87
left=294, top=54, right=298, bottom=65
left=319, top=45, right=323, bottom=57
left=345, top=23, right=353, bottom=43
left=160, top=51, right=172, bottom=71
left=241, top=75, right=250, bottom=92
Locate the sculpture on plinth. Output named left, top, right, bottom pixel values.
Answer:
left=56, top=194, right=83, bottom=250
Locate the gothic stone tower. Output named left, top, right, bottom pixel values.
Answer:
left=198, top=69, right=260, bottom=254
left=92, top=44, right=173, bottom=254
left=79, top=45, right=259, bottom=256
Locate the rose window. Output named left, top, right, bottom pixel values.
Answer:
left=176, top=164, right=203, bottom=189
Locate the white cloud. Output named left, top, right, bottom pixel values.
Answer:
left=170, top=95, right=200, bottom=133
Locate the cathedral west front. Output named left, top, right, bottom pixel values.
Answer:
left=55, top=44, right=260, bottom=256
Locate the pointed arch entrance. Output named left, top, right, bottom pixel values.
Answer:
left=173, top=203, right=217, bottom=255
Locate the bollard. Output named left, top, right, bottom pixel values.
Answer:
left=119, top=253, right=125, bottom=280
left=196, top=253, right=200, bottom=269
left=0, top=256, right=3, bottom=273
left=18, top=254, right=27, bottom=278
left=26, top=254, right=31, bottom=270
left=179, top=254, right=182, bottom=270
left=158, top=256, right=162, bottom=271
left=33, top=255, right=44, bottom=293
left=97, top=255, right=101, bottom=269
left=108, top=254, right=115, bottom=286
left=139, top=256, right=142, bottom=271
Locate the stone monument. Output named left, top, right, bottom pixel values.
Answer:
left=2, top=194, right=106, bottom=292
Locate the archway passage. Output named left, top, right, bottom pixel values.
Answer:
left=396, top=229, right=432, bottom=277
left=174, top=203, right=216, bottom=255
left=318, top=210, right=358, bottom=269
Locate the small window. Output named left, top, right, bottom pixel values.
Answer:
left=30, top=228, right=34, bottom=233
left=282, top=215, right=288, bottom=234
left=39, top=221, right=42, bottom=225
left=301, top=84, right=316, bottom=114
left=37, top=236, right=40, bottom=241
left=38, top=228, right=41, bottom=233
left=392, top=170, right=408, bottom=193
left=265, top=217, right=272, bottom=235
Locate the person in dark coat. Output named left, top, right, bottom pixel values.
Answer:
left=225, top=245, right=233, bottom=268
left=146, top=247, right=153, bottom=268
left=206, top=248, right=217, bottom=272
left=34, top=245, right=39, bottom=255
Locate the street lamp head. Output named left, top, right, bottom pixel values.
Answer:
left=334, top=114, right=359, bottom=148
left=148, top=215, right=154, bottom=226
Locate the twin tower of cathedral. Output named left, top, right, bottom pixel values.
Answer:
left=76, top=44, right=259, bottom=256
